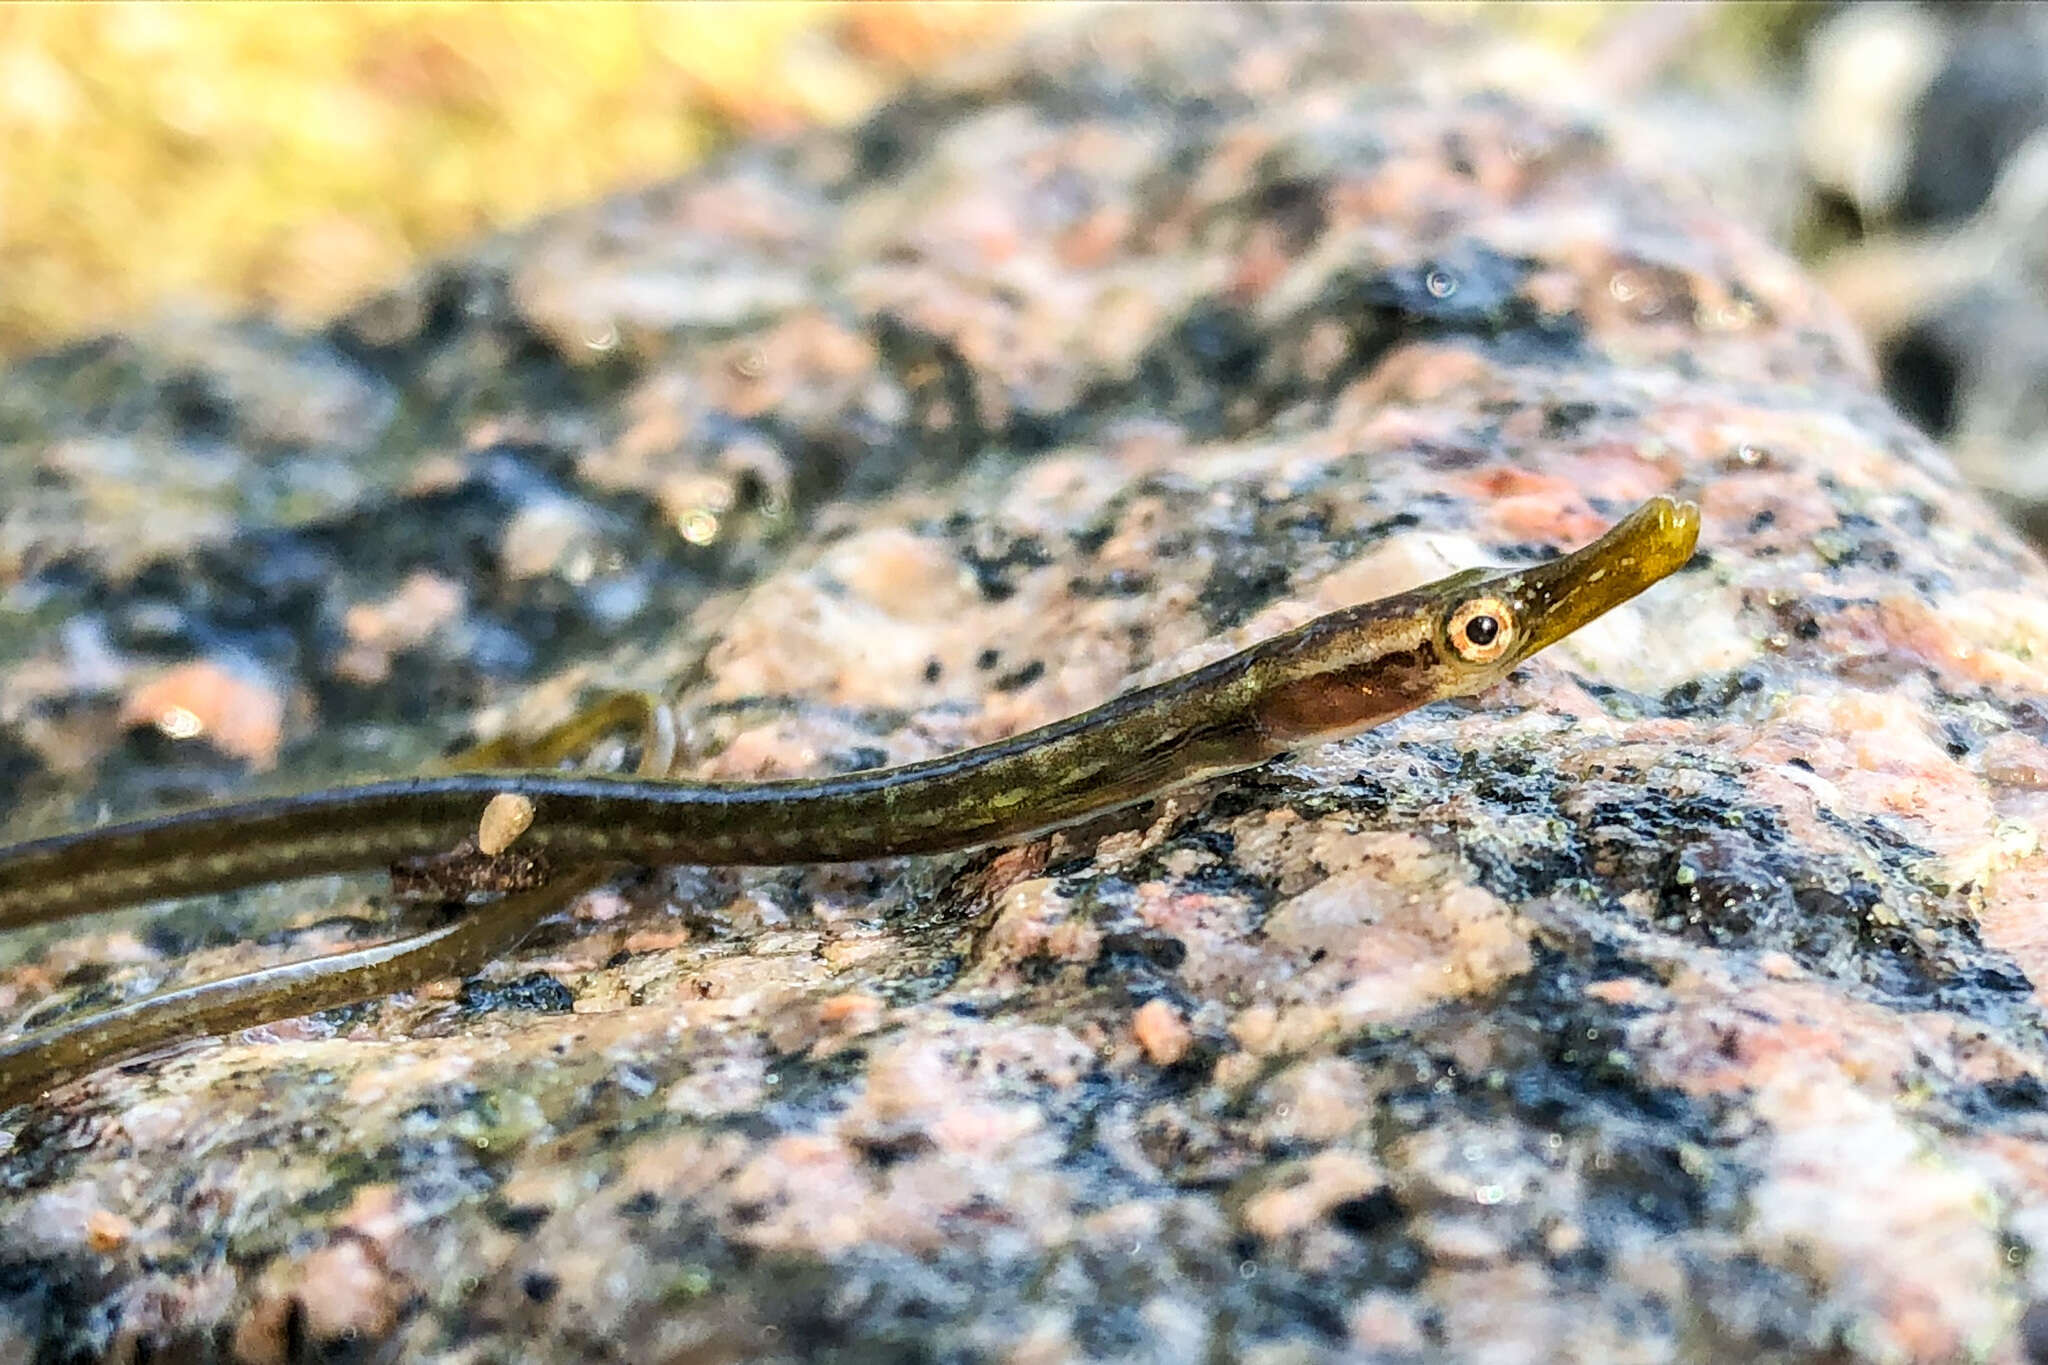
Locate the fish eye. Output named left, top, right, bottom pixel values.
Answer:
left=1446, top=596, right=1515, bottom=664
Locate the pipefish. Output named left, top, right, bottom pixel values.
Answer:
left=0, top=495, right=1699, bottom=1107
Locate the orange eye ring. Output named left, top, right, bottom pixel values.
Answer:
left=1446, top=596, right=1515, bottom=664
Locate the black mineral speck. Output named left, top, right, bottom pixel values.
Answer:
left=993, top=660, right=1045, bottom=692
left=458, top=972, right=576, bottom=1014
left=488, top=1202, right=552, bottom=1235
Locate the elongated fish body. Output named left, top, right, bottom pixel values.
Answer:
left=0, top=496, right=1699, bottom=1104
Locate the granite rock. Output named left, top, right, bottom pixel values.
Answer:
left=6, top=7, right=2048, bottom=1363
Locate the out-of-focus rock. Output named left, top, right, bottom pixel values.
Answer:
left=1901, top=19, right=2048, bottom=227
left=1799, top=5, right=2048, bottom=545
left=1872, top=130, right=2048, bottom=539
left=1800, top=4, right=1947, bottom=220
left=9, top=7, right=2048, bottom=1364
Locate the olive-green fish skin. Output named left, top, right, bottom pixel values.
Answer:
left=1490, top=495, right=1702, bottom=660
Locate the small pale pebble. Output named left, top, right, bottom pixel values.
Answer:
left=1241, top=1151, right=1382, bottom=1241
left=1132, top=999, right=1192, bottom=1066
left=577, top=889, right=634, bottom=924
left=1003, top=1319, right=1080, bottom=1365
left=84, top=1208, right=133, bottom=1253
left=110, top=1098, right=187, bottom=1147
left=928, top=1102, right=1041, bottom=1156
left=337, top=1184, right=406, bottom=1251
left=1980, top=731, right=2048, bottom=790
left=820, top=936, right=892, bottom=970
left=292, top=1240, right=402, bottom=1343
left=234, top=1239, right=401, bottom=1365
left=818, top=992, right=884, bottom=1031
left=1231, top=1004, right=1281, bottom=1054
left=1758, top=951, right=1805, bottom=980
left=1416, top=1213, right=1508, bottom=1267
left=621, top=926, right=691, bottom=954
left=1544, top=1219, right=1587, bottom=1257
left=1585, top=977, right=1650, bottom=1006
left=401, top=453, right=469, bottom=494
left=478, top=792, right=537, bottom=856
left=1350, top=1291, right=1426, bottom=1351
left=1042, top=919, right=1102, bottom=963
left=343, top=571, right=464, bottom=651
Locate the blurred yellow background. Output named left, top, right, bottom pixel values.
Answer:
left=0, top=3, right=1820, bottom=362
left=0, top=3, right=1027, bottom=358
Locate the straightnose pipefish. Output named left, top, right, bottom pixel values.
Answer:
left=0, top=495, right=1701, bottom=1107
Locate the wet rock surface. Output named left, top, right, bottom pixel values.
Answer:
left=5, top=7, right=2048, bottom=1362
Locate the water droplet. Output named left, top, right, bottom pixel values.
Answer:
left=1474, top=1184, right=1505, bottom=1206
left=1608, top=272, right=1642, bottom=303
left=584, top=323, right=620, bottom=353
left=156, top=706, right=205, bottom=741
left=678, top=509, right=721, bottom=545
left=1425, top=268, right=1459, bottom=300
left=1711, top=299, right=1756, bottom=331
left=764, top=1072, right=780, bottom=1086
left=1238, top=1261, right=1258, bottom=1279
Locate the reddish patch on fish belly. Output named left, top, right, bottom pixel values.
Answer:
left=1256, top=672, right=1421, bottom=745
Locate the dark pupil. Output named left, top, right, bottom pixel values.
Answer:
left=1464, top=614, right=1500, bottom=646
